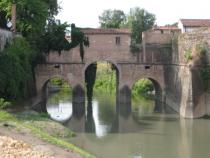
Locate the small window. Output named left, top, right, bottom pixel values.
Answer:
left=116, top=36, right=121, bottom=45
left=54, top=64, right=60, bottom=68
left=145, top=65, right=151, bottom=69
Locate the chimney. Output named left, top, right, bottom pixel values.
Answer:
left=11, top=3, right=16, bottom=32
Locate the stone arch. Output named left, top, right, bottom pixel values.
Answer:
left=33, top=75, right=72, bottom=113
left=84, top=60, right=121, bottom=102
left=131, top=77, right=165, bottom=112
left=38, top=75, right=71, bottom=93
left=83, top=59, right=121, bottom=80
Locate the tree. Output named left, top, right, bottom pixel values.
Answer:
left=39, top=20, right=70, bottom=55
left=99, top=9, right=126, bottom=28
left=123, top=7, right=156, bottom=44
left=0, top=11, right=8, bottom=29
left=0, top=0, right=58, bottom=44
left=165, top=22, right=178, bottom=27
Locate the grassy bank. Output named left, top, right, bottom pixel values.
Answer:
left=0, top=110, right=96, bottom=158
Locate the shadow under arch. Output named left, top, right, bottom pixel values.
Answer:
left=131, top=77, right=165, bottom=112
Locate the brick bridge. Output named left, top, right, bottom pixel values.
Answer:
left=35, top=28, right=210, bottom=118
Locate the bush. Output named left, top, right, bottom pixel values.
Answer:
left=196, top=42, right=208, bottom=57
left=0, top=98, right=11, bottom=109
left=0, top=37, right=35, bottom=100
left=184, top=50, right=193, bottom=62
left=200, top=67, right=210, bottom=91
left=132, top=79, right=154, bottom=98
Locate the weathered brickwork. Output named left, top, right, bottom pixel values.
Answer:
left=35, top=28, right=210, bottom=118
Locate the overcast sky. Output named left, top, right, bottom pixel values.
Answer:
left=56, top=0, right=210, bottom=28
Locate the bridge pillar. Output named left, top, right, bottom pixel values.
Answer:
left=72, top=85, right=85, bottom=103
left=118, top=85, right=131, bottom=105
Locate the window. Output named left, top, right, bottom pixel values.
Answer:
left=145, top=65, right=151, bottom=69
left=115, top=36, right=121, bottom=45
left=54, top=64, right=60, bottom=68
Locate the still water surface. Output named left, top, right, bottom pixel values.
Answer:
left=46, top=91, right=210, bottom=158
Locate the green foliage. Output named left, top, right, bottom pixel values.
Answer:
left=0, top=98, right=11, bottom=109
left=184, top=49, right=193, bottom=62
left=40, top=23, right=89, bottom=61
left=99, top=9, right=126, bottom=28
left=50, top=77, right=64, bottom=86
left=0, top=37, right=35, bottom=100
left=39, top=21, right=70, bottom=54
left=99, top=8, right=155, bottom=51
left=49, top=77, right=72, bottom=93
left=132, top=79, right=154, bottom=98
left=0, top=0, right=58, bottom=36
left=124, top=7, right=156, bottom=44
left=93, top=63, right=116, bottom=94
left=0, top=111, right=95, bottom=158
left=200, top=67, right=210, bottom=91
left=196, top=42, right=208, bottom=57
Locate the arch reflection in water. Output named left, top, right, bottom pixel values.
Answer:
left=92, top=99, right=113, bottom=138
left=46, top=95, right=73, bottom=123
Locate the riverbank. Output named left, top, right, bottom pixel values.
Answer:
left=0, top=110, right=96, bottom=158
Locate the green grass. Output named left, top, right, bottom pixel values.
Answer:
left=0, top=110, right=96, bottom=158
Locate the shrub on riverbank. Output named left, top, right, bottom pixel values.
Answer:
left=0, top=98, right=11, bottom=109
left=132, top=79, right=154, bottom=99
left=0, top=37, right=35, bottom=100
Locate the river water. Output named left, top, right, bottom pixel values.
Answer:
left=46, top=91, right=210, bottom=158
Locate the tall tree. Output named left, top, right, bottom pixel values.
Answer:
left=0, top=0, right=58, bottom=42
left=123, top=7, right=156, bottom=44
left=99, top=9, right=126, bottom=28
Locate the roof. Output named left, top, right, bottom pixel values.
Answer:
left=154, top=26, right=180, bottom=30
left=180, top=19, right=210, bottom=27
left=81, top=28, right=131, bottom=35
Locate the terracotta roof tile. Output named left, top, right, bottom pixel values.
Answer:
left=180, top=19, right=210, bottom=27
left=81, top=28, right=131, bottom=35
left=154, top=26, right=180, bottom=30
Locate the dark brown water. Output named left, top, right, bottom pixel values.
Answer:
left=46, top=92, right=210, bottom=158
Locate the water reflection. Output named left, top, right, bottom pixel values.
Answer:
left=46, top=90, right=156, bottom=137
left=46, top=93, right=73, bottom=123
left=46, top=91, right=210, bottom=158
left=47, top=102, right=72, bottom=122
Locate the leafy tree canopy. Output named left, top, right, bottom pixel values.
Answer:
left=99, top=9, right=126, bottom=28
left=124, top=7, right=156, bottom=44
left=0, top=0, right=58, bottom=42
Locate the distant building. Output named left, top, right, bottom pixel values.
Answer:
left=178, top=19, right=210, bottom=33
left=153, top=26, right=181, bottom=34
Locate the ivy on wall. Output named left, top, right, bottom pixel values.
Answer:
left=39, top=23, right=89, bottom=62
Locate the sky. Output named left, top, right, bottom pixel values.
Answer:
left=56, top=0, right=210, bottom=28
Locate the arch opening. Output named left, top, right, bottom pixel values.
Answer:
left=84, top=61, right=120, bottom=137
left=131, top=78, right=164, bottom=115
left=43, top=76, right=73, bottom=123
left=85, top=61, right=119, bottom=102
